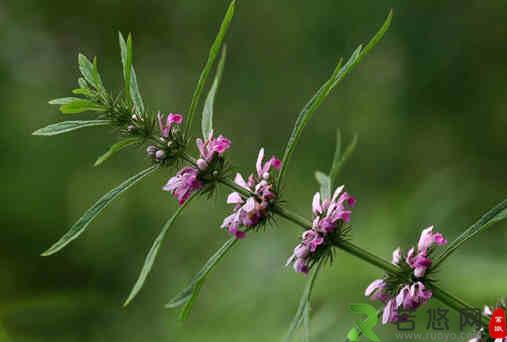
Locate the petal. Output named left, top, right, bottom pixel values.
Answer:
left=392, top=247, right=402, bottom=265
left=418, top=225, right=434, bottom=251
left=331, top=185, right=345, bottom=202
left=227, top=192, right=244, bottom=204
left=234, top=173, right=250, bottom=190
left=365, top=279, right=384, bottom=296
left=312, top=192, right=322, bottom=215
left=256, top=148, right=265, bottom=177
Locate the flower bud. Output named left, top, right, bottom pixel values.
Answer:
left=127, top=124, right=136, bottom=132
left=196, top=158, right=208, bottom=171
left=146, top=145, right=157, bottom=156
left=155, top=149, right=166, bottom=160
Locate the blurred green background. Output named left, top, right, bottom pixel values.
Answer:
left=1, top=0, right=506, bottom=341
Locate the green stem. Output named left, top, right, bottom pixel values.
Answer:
left=179, top=151, right=479, bottom=322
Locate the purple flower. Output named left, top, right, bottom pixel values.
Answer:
left=163, top=167, right=202, bottom=205
left=158, top=112, right=183, bottom=138
left=196, top=131, right=232, bottom=163
left=417, top=225, right=448, bottom=251
left=287, top=185, right=355, bottom=274
left=222, top=148, right=281, bottom=239
left=365, top=226, right=447, bottom=325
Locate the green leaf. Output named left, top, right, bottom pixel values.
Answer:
left=72, top=88, right=95, bottom=97
left=49, top=97, right=83, bottom=105
left=94, top=137, right=141, bottom=167
left=41, top=165, right=159, bottom=256
left=433, top=197, right=507, bottom=268
left=284, top=259, right=323, bottom=342
left=314, top=171, right=331, bottom=200
left=123, top=194, right=196, bottom=306
left=201, top=45, right=227, bottom=138
left=78, top=54, right=98, bottom=90
left=32, top=120, right=111, bottom=136
left=92, top=57, right=105, bottom=93
left=166, top=236, right=238, bottom=320
left=329, top=133, right=358, bottom=188
left=78, top=77, right=88, bottom=89
left=129, top=67, right=145, bottom=115
left=278, top=10, right=392, bottom=185
left=184, top=0, right=236, bottom=135
left=59, top=99, right=106, bottom=114
left=119, top=32, right=133, bottom=101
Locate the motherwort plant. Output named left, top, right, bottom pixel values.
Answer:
left=33, top=1, right=507, bottom=340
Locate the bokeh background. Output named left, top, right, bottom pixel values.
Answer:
left=1, top=0, right=506, bottom=341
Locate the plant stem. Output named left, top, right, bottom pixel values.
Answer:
left=179, top=151, right=480, bottom=322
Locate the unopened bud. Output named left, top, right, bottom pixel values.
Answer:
left=196, top=158, right=208, bottom=171
left=155, top=150, right=166, bottom=160
left=146, top=145, right=157, bottom=156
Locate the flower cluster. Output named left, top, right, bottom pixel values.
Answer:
left=163, top=129, right=232, bottom=205
left=221, top=148, right=281, bottom=239
left=469, top=299, right=507, bottom=342
left=365, top=226, right=448, bottom=324
left=146, top=112, right=184, bottom=162
left=286, top=186, right=356, bottom=274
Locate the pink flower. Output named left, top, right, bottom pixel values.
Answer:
left=418, top=225, right=448, bottom=251
left=312, top=186, right=355, bottom=233
left=287, top=185, right=355, bottom=274
left=222, top=148, right=281, bottom=239
left=196, top=131, right=232, bottom=163
left=158, top=112, right=183, bottom=138
left=162, top=167, right=202, bottom=205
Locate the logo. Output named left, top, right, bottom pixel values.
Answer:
left=347, top=303, right=381, bottom=342
left=489, top=308, right=506, bottom=339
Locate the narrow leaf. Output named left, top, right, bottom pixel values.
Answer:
left=72, top=88, right=95, bottom=97
left=284, top=259, right=323, bottom=342
left=41, top=165, right=159, bottom=256
left=278, top=10, right=393, bottom=185
left=277, top=57, right=345, bottom=185
left=124, top=194, right=196, bottom=306
left=185, top=0, right=235, bottom=135
left=119, top=32, right=132, bottom=101
left=201, top=45, right=227, bottom=138
left=129, top=67, right=145, bottom=115
left=32, top=120, right=111, bottom=136
left=329, top=133, right=358, bottom=187
left=78, top=77, right=88, bottom=89
left=49, top=97, right=83, bottom=105
left=78, top=54, right=98, bottom=89
left=59, top=99, right=106, bottom=114
left=314, top=171, right=331, bottom=200
left=94, top=137, right=141, bottom=167
left=166, top=237, right=238, bottom=320
left=92, top=57, right=105, bottom=93
left=434, top=197, right=507, bottom=268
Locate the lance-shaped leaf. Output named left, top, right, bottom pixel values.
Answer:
left=78, top=54, right=104, bottom=92
left=49, top=97, right=106, bottom=114
left=94, top=137, right=142, bottom=167
left=41, top=165, right=159, bottom=256
left=315, top=171, right=331, bottom=200
left=283, top=259, right=323, bottom=342
left=123, top=194, right=196, bottom=306
left=129, top=66, right=144, bottom=115
left=184, top=0, right=236, bottom=135
left=119, top=32, right=133, bottom=102
left=166, top=236, right=238, bottom=320
left=32, top=120, right=111, bottom=136
left=433, top=197, right=507, bottom=268
left=277, top=10, right=392, bottom=185
left=329, top=132, right=358, bottom=189
left=201, top=45, right=227, bottom=138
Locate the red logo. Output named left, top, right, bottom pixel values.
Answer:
left=490, top=308, right=507, bottom=339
